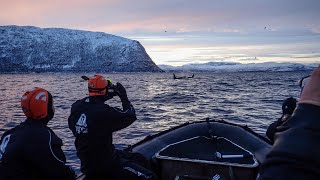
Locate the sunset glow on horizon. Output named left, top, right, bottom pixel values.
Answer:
left=1, top=0, right=320, bottom=65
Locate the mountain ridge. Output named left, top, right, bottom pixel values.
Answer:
left=0, top=25, right=163, bottom=73
left=158, top=62, right=318, bottom=72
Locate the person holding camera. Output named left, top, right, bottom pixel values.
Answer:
left=258, top=65, right=320, bottom=179
left=266, top=97, right=297, bottom=143
left=68, top=75, right=154, bottom=180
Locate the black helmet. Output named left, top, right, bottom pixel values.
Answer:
left=282, top=97, right=297, bottom=115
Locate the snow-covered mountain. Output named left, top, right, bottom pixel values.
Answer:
left=158, top=62, right=318, bottom=72
left=0, top=26, right=162, bottom=72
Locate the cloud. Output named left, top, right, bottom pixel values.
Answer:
left=1, top=0, right=320, bottom=65
left=0, top=0, right=117, bottom=26
left=1, top=0, right=320, bottom=34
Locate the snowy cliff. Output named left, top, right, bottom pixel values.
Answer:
left=0, top=26, right=162, bottom=72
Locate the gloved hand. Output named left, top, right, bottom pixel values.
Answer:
left=115, top=82, right=128, bottom=100
left=104, top=83, right=117, bottom=101
left=299, top=65, right=320, bottom=107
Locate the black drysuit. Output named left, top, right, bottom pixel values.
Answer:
left=68, top=96, right=150, bottom=179
left=0, top=119, right=75, bottom=180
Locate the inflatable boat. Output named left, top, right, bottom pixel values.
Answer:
left=76, top=119, right=272, bottom=180
left=127, top=119, right=272, bottom=180
left=75, top=74, right=310, bottom=180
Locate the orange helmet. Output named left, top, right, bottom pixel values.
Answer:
left=88, top=75, right=109, bottom=96
left=21, top=87, right=54, bottom=120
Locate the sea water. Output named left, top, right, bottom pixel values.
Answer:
left=0, top=71, right=310, bottom=172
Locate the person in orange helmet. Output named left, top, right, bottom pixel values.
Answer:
left=68, top=75, right=154, bottom=180
left=0, top=87, right=75, bottom=180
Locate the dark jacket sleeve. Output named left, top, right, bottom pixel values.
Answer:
left=26, top=128, right=75, bottom=180
left=0, top=128, right=15, bottom=162
left=266, top=115, right=292, bottom=143
left=266, top=118, right=282, bottom=142
left=0, top=128, right=14, bottom=145
left=258, top=104, right=320, bottom=179
left=109, top=98, right=137, bottom=132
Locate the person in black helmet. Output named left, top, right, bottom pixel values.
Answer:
left=0, top=87, right=75, bottom=180
left=68, top=75, right=154, bottom=180
left=266, top=97, right=297, bottom=143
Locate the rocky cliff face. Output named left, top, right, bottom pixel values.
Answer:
left=0, top=26, right=162, bottom=72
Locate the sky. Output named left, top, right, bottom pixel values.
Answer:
left=1, top=0, right=320, bottom=66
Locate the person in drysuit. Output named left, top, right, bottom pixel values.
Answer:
left=68, top=75, right=154, bottom=180
left=266, top=97, right=297, bottom=143
left=258, top=65, right=320, bottom=179
left=0, top=87, right=75, bottom=180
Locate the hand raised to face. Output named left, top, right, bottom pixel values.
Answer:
left=299, top=65, right=320, bottom=107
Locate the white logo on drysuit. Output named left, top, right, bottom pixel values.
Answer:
left=0, top=134, right=11, bottom=160
left=212, top=174, right=221, bottom=180
left=76, top=114, right=88, bottom=134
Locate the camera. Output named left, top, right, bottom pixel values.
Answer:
left=105, top=81, right=117, bottom=99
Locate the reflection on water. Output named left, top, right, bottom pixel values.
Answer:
left=0, top=71, right=309, bottom=172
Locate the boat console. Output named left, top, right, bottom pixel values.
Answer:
left=155, top=136, right=259, bottom=180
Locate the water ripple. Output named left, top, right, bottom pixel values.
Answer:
left=0, top=71, right=308, bottom=172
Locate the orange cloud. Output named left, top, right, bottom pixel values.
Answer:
left=0, top=0, right=117, bottom=25
left=1, top=0, right=319, bottom=40
left=78, top=14, right=219, bottom=34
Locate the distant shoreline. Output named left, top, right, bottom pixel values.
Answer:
left=0, top=70, right=313, bottom=75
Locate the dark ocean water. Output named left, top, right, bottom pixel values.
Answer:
left=0, top=71, right=310, bottom=172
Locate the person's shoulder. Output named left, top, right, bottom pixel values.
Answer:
left=47, top=128, right=63, bottom=143
left=0, top=126, right=17, bottom=140
left=72, top=97, right=88, bottom=104
left=71, top=97, right=89, bottom=108
left=90, top=103, right=113, bottom=115
left=8, top=122, right=49, bottom=144
left=25, top=122, right=49, bottom=134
